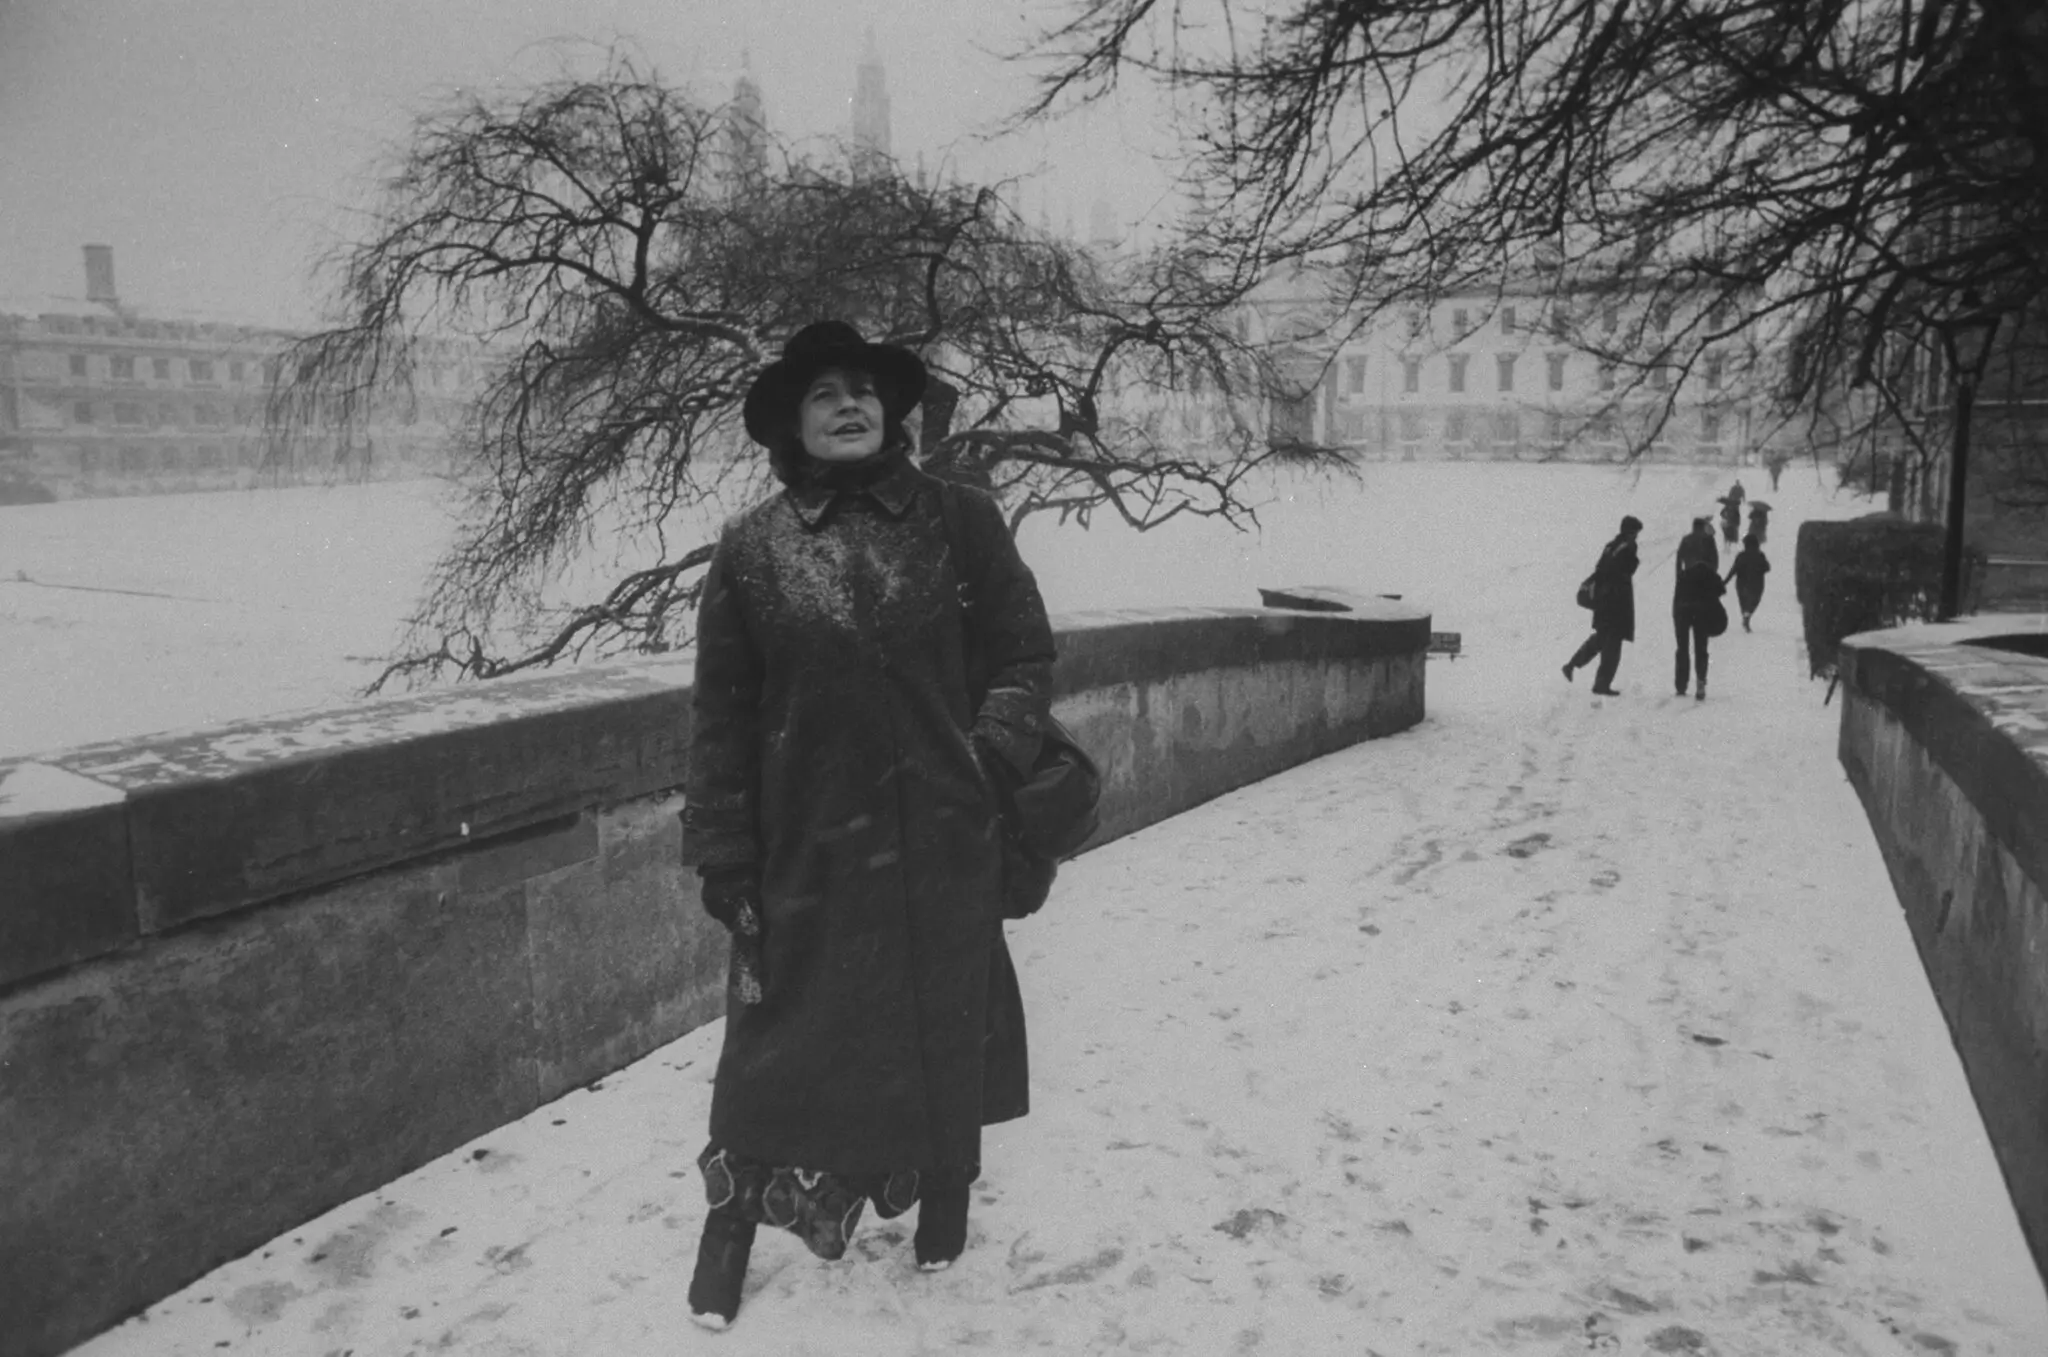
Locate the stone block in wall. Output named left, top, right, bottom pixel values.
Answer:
left=1052, top=605, right=1428, bottom=698
left=526, top=796, right=720, bottom=1100
left=0, top=762, right=133, bottom=989
left=0, top=866, right=536, bottom=1357
left=34, top=658, right=693, bottom=933
left=1052, top=608, right=1428, bottom=849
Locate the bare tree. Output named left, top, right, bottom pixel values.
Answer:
left=1020, top=0, right=2048, bottom=466
left=267, top=51, right=1347, bottom=690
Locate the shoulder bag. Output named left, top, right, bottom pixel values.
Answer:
left=937, top=482, right=1102, bottom=917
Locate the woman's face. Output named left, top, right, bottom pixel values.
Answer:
left=798, top=366, right=887, bottom=463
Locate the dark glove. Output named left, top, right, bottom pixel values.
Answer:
left=698, top=865, right=766, bottom=1005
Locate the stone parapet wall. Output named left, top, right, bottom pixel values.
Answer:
left=1836, top=617, right=2048, bottom=1286
left=0, top=602, right=1427, bottom=1357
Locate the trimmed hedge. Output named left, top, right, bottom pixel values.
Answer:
left=1795, top=513, right=1980, bottom=683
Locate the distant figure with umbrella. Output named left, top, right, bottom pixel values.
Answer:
left=1724, top=533, right=1771, bottom=632
left=1716, top=489, right=1743, bottom=547
left=1746, top=499, right=1771, bottom=547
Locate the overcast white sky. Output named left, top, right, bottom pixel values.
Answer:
left=0, top=0, right=1178, bottom=327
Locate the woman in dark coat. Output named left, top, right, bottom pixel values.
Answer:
left=680, top=321, right=1056, bottom=1327
left=1562, top=515, right=1641, bottom=695
left=1674, top=518, right=1725, bottom=699
left=1725, top=533, right=1771, bottom=631
left=1717, top=494, right=1742, bottom=546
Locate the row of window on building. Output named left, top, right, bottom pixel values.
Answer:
left=45, top=351, right=478, bottom=390
left=1336, top=350, right=1733, bottom=397
left=1328, top=406, right=1730, bottom=444
left=1404, top=299, right=1735, bottom=342
left=63, top=438, right=450, bottom=477
left=71, top=399, right=244, bottom=427
left=80, top=444, right=250, bottom=474
left=57, top=353, right=263, bottom=385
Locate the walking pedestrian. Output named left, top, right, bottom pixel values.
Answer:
left=1725, top=533, right=1771, bottom=631
left=1717, top=494, right=1741, bottom=547
left=681, top=320, right=1058, bottom=1328
left=1674, top=517, right=1727, bottom=699
left=1680, top=514, right=1721, bottom=574
left=1562, top=515, right=1642, bottom=696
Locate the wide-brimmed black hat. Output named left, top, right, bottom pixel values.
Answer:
left=741, top=320, right=927, bottom=450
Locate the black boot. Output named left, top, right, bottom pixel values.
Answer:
left=914, top=1183, right=970, bottom=1271
left=688, top=1208, right=755, bottom=1331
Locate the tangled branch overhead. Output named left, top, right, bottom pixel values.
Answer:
left=265, top=52, right=1349, bottom=690
left=1022, top=0, right=2047, bottom=479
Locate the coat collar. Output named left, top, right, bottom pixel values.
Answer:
left=785, top=456, right=924, bottom=529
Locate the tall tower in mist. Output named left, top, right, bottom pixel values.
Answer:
left=727, top=53, right=768, bottom=186
left=851, top=29, right=892, bottom=179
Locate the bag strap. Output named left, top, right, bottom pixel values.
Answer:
left=935, top=480, right=989, bottom=710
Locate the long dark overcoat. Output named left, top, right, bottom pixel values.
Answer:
left=1729, top=547, right=1770, bottom=613
left=1591, top=535, right=1639, bottom=642
left=681, top=452, right=1055, bottom=1176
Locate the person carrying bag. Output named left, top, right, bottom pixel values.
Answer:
left=1562, top=515, right=1642, bottom=695
left=679, top=320, right=1062, bottom=1328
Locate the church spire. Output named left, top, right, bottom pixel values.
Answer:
left=727, top=49, right=767, bottom=187
left=851, top=27, right=892, bottom=179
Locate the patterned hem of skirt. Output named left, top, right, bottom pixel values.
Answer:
left=697, top=1143, right=978, bottom=1225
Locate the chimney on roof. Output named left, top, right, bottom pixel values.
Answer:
left=83, top=244, right=118, bottom=306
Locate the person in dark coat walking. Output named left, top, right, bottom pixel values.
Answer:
left=1674, top=518, right=1725, bottom=699
left=1717, top=494, right=1742, bottom=546
left=1679, top=515, right=1721, bottom=574
left=1725, top=533, right=1771, bottom=631
left=680, top=321, right=1057, bottom=1328
left=1562, top=515, right=1642, bottom=695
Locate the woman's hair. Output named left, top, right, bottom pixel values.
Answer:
left=1743, top=533, right=1758, bottom=548
left=762, top=368, right=914, bottom=482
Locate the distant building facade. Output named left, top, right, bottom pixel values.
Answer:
left=0, top=246, right=473, bottom=500
left=1281, top=274, right=1764, bottom=466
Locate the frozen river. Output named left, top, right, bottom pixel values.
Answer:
left=5, top=458, right=1839, bottom=760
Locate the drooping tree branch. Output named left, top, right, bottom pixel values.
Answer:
left=1018, top=0, right=2048, bottom=477
left=267, top=47, right=1348, bottom=690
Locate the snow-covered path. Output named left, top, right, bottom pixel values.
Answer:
left=67, top=514, right=2048, bottom=1355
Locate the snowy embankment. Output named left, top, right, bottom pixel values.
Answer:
left=27, top=462, right=2048, bottom=1354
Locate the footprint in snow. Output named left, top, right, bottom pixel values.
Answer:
left=1503, top=832, right=1552, bottom=858
left=1213, top=1208, right=1287, bottom=1240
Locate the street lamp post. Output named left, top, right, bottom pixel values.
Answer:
left=1937, top=307, right=2002, bottom=622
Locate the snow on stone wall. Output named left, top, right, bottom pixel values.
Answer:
left=1838, top=618, right=2048, bottom=1283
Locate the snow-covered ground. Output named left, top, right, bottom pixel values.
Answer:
left=7, top=458, right=1822, bottom=758
left=24, top=460, right=2048, bottom=1354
